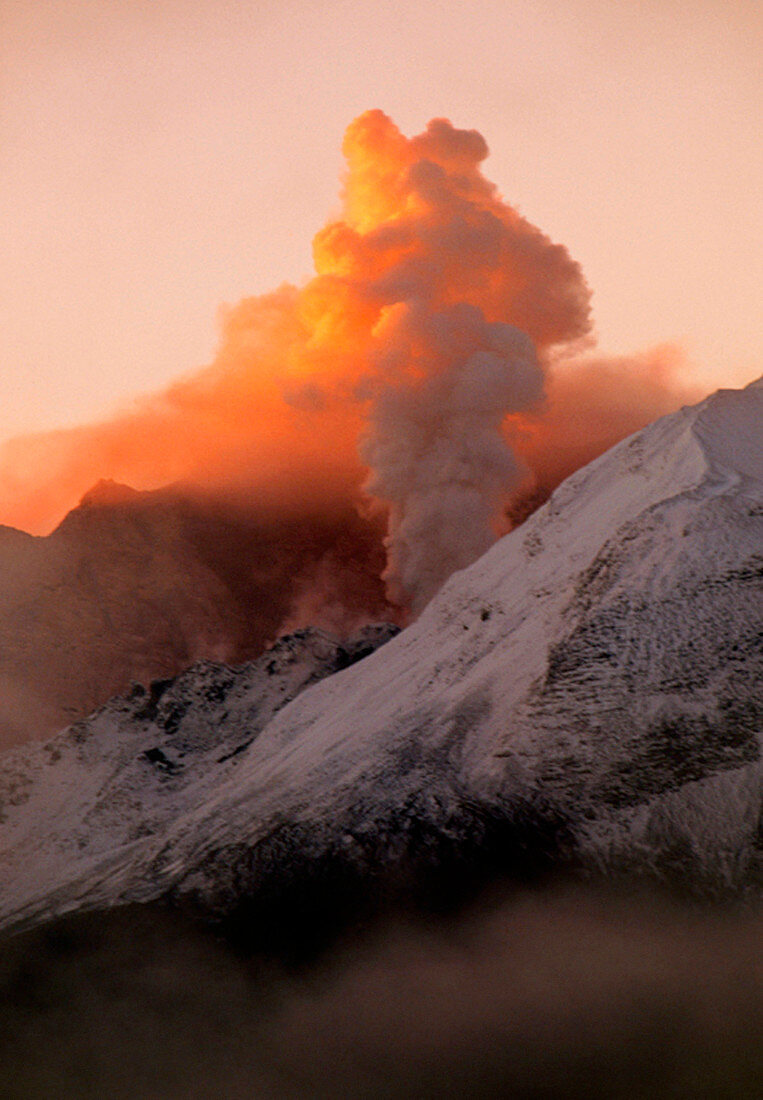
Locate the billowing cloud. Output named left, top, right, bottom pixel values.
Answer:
left=0, top=111, right=699, bottom=614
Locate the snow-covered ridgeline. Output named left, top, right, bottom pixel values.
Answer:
left=0, top=381, right=761, bottom=934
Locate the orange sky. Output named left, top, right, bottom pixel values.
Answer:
left=0, top=0, right=760, bottom=445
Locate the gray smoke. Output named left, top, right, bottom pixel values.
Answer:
left=362, top=302, right=542, bottom=610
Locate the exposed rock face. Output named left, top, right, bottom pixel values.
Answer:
left=0, top=381, right=761, bottom=935
left=0, top=486, right=391, bottom=747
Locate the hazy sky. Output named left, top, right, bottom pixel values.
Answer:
left=1, top=0, right=760, bottom=442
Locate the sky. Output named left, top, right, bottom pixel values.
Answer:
left=0, top=0, right=760, bottom=444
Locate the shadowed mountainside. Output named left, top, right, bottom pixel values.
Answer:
left=0, top=482, right=393, bottom=748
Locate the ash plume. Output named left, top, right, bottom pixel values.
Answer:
left=0, top=111, right=702, bottom=615
left=361, top=303, right=541, bottom=609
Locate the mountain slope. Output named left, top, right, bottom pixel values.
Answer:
left=1, top=380, right=761, bottom=934
left=0, top=484, right=391, bottom=748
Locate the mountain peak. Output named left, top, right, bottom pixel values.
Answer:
left=78, top=479, right=141, bottom=508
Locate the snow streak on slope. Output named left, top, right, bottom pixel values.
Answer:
left=0, top=381, right=761, bottom=933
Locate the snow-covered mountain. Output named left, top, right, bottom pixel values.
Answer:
left=1, top=380, right=761, bottom=935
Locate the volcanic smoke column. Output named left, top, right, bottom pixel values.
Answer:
left=0, top=110, right=593, bottom=617
left=315, top=111, right=590, bottom=610
left=362, top=303, right=540, bottom=610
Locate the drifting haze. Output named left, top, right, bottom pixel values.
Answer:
left=0, top=111, right=700, bottom=613
left=1, top=888, right=761, bottom=1098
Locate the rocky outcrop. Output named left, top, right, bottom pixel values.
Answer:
left=0, top=485, right=392, bottom=747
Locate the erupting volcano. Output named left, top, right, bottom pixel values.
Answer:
left=1, top=78, right=761, bottom=1097
left=0, top=111, right=698, bottom=613
left=0, top=112, right=706, bottom=747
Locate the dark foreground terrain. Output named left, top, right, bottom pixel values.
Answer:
left=1, top=882, right=761, bottom=1099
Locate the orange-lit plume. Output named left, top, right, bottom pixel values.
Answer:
left=0, top=111, right=697, bottom=613
left=336, top=111, right=590, bottom=607
left=0, top=111, right=591, bottom=609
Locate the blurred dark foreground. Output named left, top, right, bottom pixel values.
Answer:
left=0, top=883, right=761, bottom=1099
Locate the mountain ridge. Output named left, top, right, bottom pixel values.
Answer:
left=0, top=484, right=393, bottom=747
left=0, top=380, right=761, bottom=936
